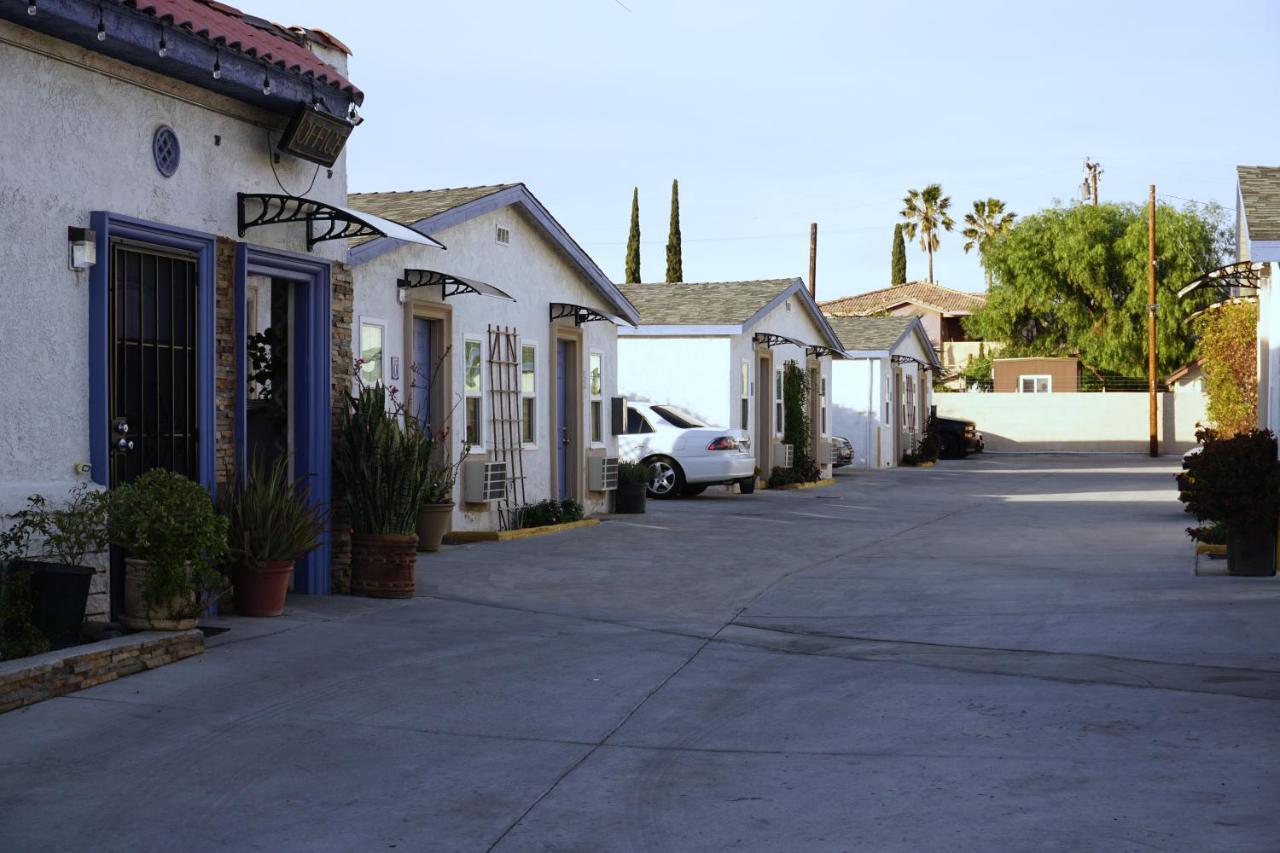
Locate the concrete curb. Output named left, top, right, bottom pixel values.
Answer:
left=770, top=478, right=837, bottom=491
left=444, top=518, right=601, bottom=544
left=0, top=629, right=203, bottom=714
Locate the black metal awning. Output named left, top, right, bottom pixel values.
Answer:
left=892, top=354, right=934, bottom=372
left=1178, top=260, right=1269, bottom=299
left=238, top=193, right=447, bottom=252
left=550, top=302, right=629, bottom=326
left=806, top=344, right=844, bottom=360
left=398, top=269, right=514, bottom=301
left=753, top=332, right=806, bottom=349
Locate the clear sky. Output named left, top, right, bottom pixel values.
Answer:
left=253, top=0, right=1279, bottom=301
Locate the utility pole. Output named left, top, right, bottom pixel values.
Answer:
left=809, top=222, right=818, bottom=299
left=1148, top=184, right=1158, bottom=457
left=1082, top=158, right=1102, bottom=206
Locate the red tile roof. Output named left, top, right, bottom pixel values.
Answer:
left=820, top=281, right=986, bottom=316
left=128, top=0, right=359, bottom=99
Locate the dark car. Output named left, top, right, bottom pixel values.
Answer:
left=831, top=436, right=854, bottom=468
left=937, top=417, right=983, bottom=459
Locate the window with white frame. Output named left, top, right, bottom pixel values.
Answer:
left=774, top=367, right=784, bottom=435
left=359, top=319, right=385, bottom=387
left=464, top=338, right=483, bottom=446
left=820, top=374, right=827, bottom=434
left=589, top=352, right=604, bottom=444
left=1019, top=374, right=1051, bottom=394
left=521, top=343, right=537, bottom=445
left=740, top=361, right=750, bottom=430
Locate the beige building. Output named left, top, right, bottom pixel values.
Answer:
left=992, top=357, right=1081, bottom=393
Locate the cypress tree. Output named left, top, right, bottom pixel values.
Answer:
left=665, top=179, right=683, bottom=282
left=624, top=188, right=641, bottom=284
left=891, top=224, right=907, bottom=285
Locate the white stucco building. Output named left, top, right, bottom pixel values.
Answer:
left=825, top=315, right=940, bottom=468
left=1232, top=167, right=1280, bottom=440
left=616, top=278, right=844, bottom=477
left=346, top=184, right=641, bottom=531
left=0, top=0, right=433, bottom=612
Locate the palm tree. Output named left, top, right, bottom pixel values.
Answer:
left=962, top=198, right=1016, bottom=287
left=899, top=184, right=954, bottom=283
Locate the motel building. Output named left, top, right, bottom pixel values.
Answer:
left=0, top=0, right=433, bottom=613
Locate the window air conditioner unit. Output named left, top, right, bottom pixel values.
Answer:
left=816, top=438, right=833, bottom=465
left=588, top=456, right=619, bottom=491
left=463, top=460, right=508, bottom=503
left=773, top=443, right=794, bottom=469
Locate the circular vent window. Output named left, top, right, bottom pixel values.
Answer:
left=152, top=126, right=180, bottom=178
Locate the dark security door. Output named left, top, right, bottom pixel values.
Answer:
left=556, top=339, right=570, bottom=499
left=108, top=243, right=200, bottom=486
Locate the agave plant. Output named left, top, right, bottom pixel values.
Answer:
left=222, top=458, right=327, bottom=570
left=333, top=382, right=434, bottom=536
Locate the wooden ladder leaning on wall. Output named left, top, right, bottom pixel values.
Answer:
left=486, top=325, right=527, bottom=530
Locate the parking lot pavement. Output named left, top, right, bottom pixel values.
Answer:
left=2, top=456, right=1279, bottom=852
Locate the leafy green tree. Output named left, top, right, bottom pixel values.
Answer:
left=900, top=184, right=954, bottom=283
left=665, top=179, right=683, bottom=282
left=965, top=202, right=1227, bottom=377
left=891, top=224, right=907, bottom=284
left=1197, top=301, right=1258, bottom=436
left=961, top=198, right=1016, bottom=287
left=625, top=188, right=641, bottom=284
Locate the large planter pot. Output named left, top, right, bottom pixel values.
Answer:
left=416, top=503, right=454, bottom=552
left=232, top=560, right=295, bottom=617
left=738, top=477, right=756, bottom=495
left=350, top=533, right=418, bottom=598
left=1227, top=524, right=1277, bottom=577
left=615, top=481, right=647, bottom=514
left=121, top=558, right=200, bottom=631
left=7, top=560, right=93, bottom=650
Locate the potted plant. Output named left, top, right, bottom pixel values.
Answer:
left=1177, top=428, right=1280, bottom=577
left=414, top=424, right=467, bottom=553
left=739, top=467, right=759, bottom=495
left=221, top=459, right=327, bottom=617
left=334, top=382, right=432, bottom=598
left=107, top=469, right=228, bottom=630
left=0, top=484, right=109, bottom=649
left=615, top=462, right=649, bottom=513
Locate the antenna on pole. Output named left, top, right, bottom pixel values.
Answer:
left=1083, top=158, right=1102, bottom=206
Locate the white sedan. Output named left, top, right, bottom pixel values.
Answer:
left=617, top=402, right=756, bottom=498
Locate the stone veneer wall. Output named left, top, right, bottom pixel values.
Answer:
left=329, top=261, right=354, bottom=593
left=214, top=237, right=237, bottom=487
left=0, top=630, right=202, bottom=713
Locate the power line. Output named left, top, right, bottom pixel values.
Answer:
left=582, top=224, right=885, bottom=246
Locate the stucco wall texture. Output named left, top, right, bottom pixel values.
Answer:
left=935, top=391, right=1207, bottom=454
left=351, top=205, right=620, bottom=530
left=0, top=28, right=347, bottom=510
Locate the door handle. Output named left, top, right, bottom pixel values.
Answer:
left=116, top=437, right=135, bottom=451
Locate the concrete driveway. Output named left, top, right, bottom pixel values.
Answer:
left=2, top=456, right=1278, bottom=852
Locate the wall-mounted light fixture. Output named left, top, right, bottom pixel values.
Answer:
left=68, top=227, right=97, bottom=271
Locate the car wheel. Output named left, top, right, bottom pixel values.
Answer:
left=681, top=484, right=708, bottom=497
left=646, top=456, right=685, bottom=499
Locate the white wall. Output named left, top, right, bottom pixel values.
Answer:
left=935, top=391, right=1207, bottom=454
left=0, top=24, right=347, bottom=510
left=352, top=205, right=620, bottom=529
left=618, top=337, right=732, bottom=426
left=831, top=358, right=884, bottom=468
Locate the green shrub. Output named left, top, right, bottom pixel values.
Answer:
left=617, top=461, right=650, bottom=485
left=1177, top=428, right=1280, bottom=534
left=0, top=567, right=49, bottom=661
left=221, top=458, right=327, bottom=570
left=0, top=484, right=110, bottom=568
left=107, top=469, right=228, bottom=620
left=781, top=361, right=820, bottom=482
left=514, top=499, right=585, bottom=529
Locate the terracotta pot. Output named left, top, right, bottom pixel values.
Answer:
left=232, top=560, right=295, bottom=617
left=416, top=503, right=454, bottom=552
left=350, top=533, right=418, bottom=598
left=121, top=558, right=200, bottom=631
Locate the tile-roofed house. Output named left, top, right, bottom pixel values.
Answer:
left=820, top=281, right=986, bottom=317
left=617, top=278, right=844, bottom=478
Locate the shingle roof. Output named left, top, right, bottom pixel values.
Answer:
left=618, top=279, right=799, bottom=326
left=823, top=315, right=915, bottom=352
left=130, top=0, right=359, bottom=98
left=1238, top=166, right=1280, bottom=242
left=820, top=281, right=986, bottom=316
left=347, top=185, right=519, bottom=227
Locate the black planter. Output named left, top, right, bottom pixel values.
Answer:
left=1227, top=525, right=1277, bottom=577
left=739, top=477, right=756, bottom=495
left=7, top=561, right=94, bottom=649
left=615, top=481, right=647, bottom=514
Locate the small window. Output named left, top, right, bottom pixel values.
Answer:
left=1019, top=374, right=1051, bottom=394
left=589, top=352, right=604, bottom=443
left=359, top=321, right=385, bottom=386
left=740, top=361, right=750, bottom=430
left=625, top=407, right=655, bottom=434
left=496, top=224, right=511, bottom=245
left=464, top=338, right=483, bottom=446
left=520, top=343, right=536, bottom=445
